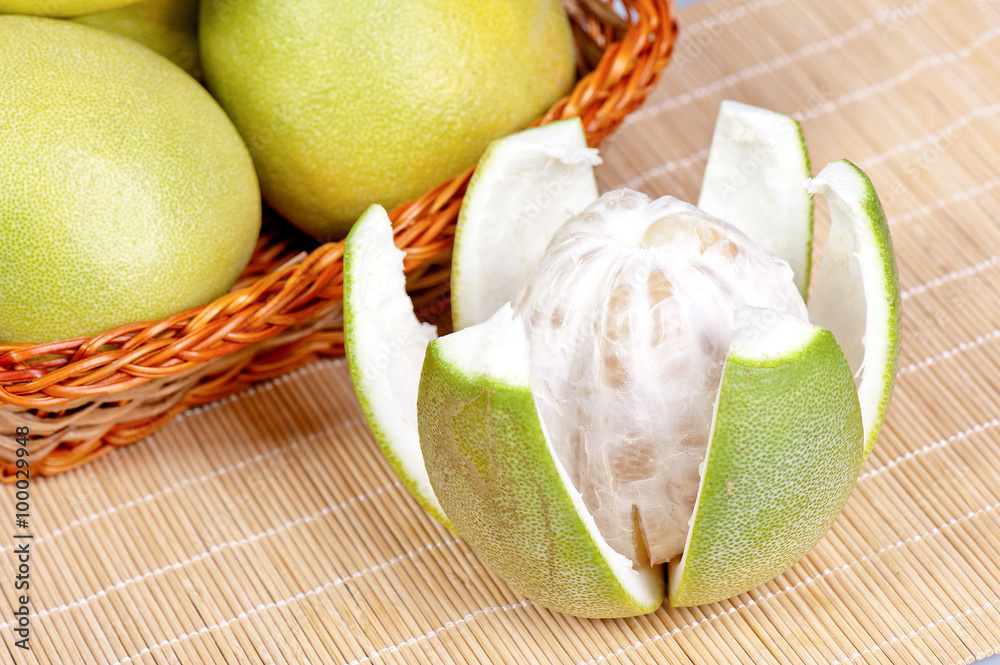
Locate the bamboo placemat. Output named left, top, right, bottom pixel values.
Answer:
left=5, top=0, right=1000, bottom=662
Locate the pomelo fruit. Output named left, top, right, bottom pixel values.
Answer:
left=342, top=103, right=900, bottom=616
left=0, top=16, right=260, bottom=344
left=199, top=0, right=577, bottom=239
left=0, top=0, right=139, bottom=17
left=71, top=0, right=201, bottom=78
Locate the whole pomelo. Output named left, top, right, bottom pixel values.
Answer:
left=0, top=16, right=261, bottom=344
left=0, top=0, right=139, bottom=17
left=71, top=0, right=201, bottom=78
left=199, top=0, right=577, bottom=239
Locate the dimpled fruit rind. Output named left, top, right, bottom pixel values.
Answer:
left=418, top=306, right=664, bottom=618
left=199, top=0, right=577, bottom=239
left=668, top=308, right=864, bottom=607
left=0, top=0, right=139, bottom=17
left=71, top=0, right=202, bottom=78
left=0, top=16, right=260, bottom=344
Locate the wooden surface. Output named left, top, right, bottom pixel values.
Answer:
left=5, top=0, right=1000, bottom=662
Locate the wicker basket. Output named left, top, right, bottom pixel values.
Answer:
left=0, top=0, right=677, bottom=480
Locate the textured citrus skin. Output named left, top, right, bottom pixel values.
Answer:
left=72, top=0, right=201, bottom=78
left=0, top=0, right=138, bottom=17
left=668, top=325, right=864, bottom=607
left=0, top=16, right=260, bottom=344
left=199, top=0, right=577, bottom=239
left=419, top=338, right=663, bottom=618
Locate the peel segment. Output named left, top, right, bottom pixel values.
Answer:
left=806, top=160, right=901, bottom=457
left=698, top=100, right=814, bottom=299
left=418, top=305, right=664, bottom=618
left=343, top=205, right=450, bottom=529
left=668, top=307, right=864, bottom=607
left=451, top=117, right=601, bottom=330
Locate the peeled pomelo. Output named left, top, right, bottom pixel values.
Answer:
left=0, top=16, right=260, bottom=344
left=516, top=189, right=809, bottom=567
left=71, top=0, right=201, bottom=78
left=0, top=0, right=139, bottom=17
left=343, top=102, right=900, bottom=616
left=199, top=0, right=577, bottom=239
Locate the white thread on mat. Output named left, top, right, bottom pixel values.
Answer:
left=891, top=174, right=1000, bottom=226
left=175, top=356, right=346, bottom=421
left=681, top=0, right=788, bottom=37
left=0, top=415, right=366, bottom=555
left=0, top=479, right=405, bottom=630
left=859, top=419, right=1000, bottom=481
left=860, top=103, right=1000, bottom=168
left=826, top=598, right=1000, bottom=665
left=793, top=25, right=1000, bottom=122
left=343, top=600, right=536, bottom=665
left=619, top=25, right=1000, bottom=189
left=569, top=500, right=1000, bottom=665
left=625, top=0, right=936, bottom=126
left=898, top=331, right=1000, bottom=376
left=901, top=255, right=1000, bottom=300
left=102, top=537, right=463, bottom=665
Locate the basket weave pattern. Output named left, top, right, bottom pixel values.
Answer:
left=0, top=0, right=677, bottom=480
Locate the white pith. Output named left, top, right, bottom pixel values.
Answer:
left=451, top=117, right=601, bottom=331
left=434, top=304, right=664, bottom=607
left=698, top=100, right=813, bottom=298
left=514, top=188, right=808, bottom=566
left=344, top=206, right=445, bottom=520
left=805, top=161, right=893, bottom=447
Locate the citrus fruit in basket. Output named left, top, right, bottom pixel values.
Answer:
left=342, top=102, right=900, bottom=616
left=0, top=0, right=138, bottom=17
left=199, top=0, right=577, bottom=240
left=71, top=0, right=201, bottom=78
left=0, top=16, right=260, bottom=345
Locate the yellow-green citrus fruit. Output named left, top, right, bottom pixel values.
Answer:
left=0, top=16, right=260, bottom=344
left=199, top=0, right=577, bottom=239
left=71, top=0, right=201, bottom=78
left=0, top=0, right=138, bottom=17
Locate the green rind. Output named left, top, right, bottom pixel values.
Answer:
left=343, top=206, right=452, bottom=530
left=668, top=325, right=864, bottom=607
left=418, top=340, right=663, bottom=618
left=808, top=159, right=901, bottom=458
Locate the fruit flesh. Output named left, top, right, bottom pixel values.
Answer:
left=515, top=189, right=809, bottom=566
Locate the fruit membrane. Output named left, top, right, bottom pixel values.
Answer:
left=515, top=189, right=808, bottom=566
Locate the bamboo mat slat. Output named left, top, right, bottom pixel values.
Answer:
left=5, top=0, right=1000, bottom=662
